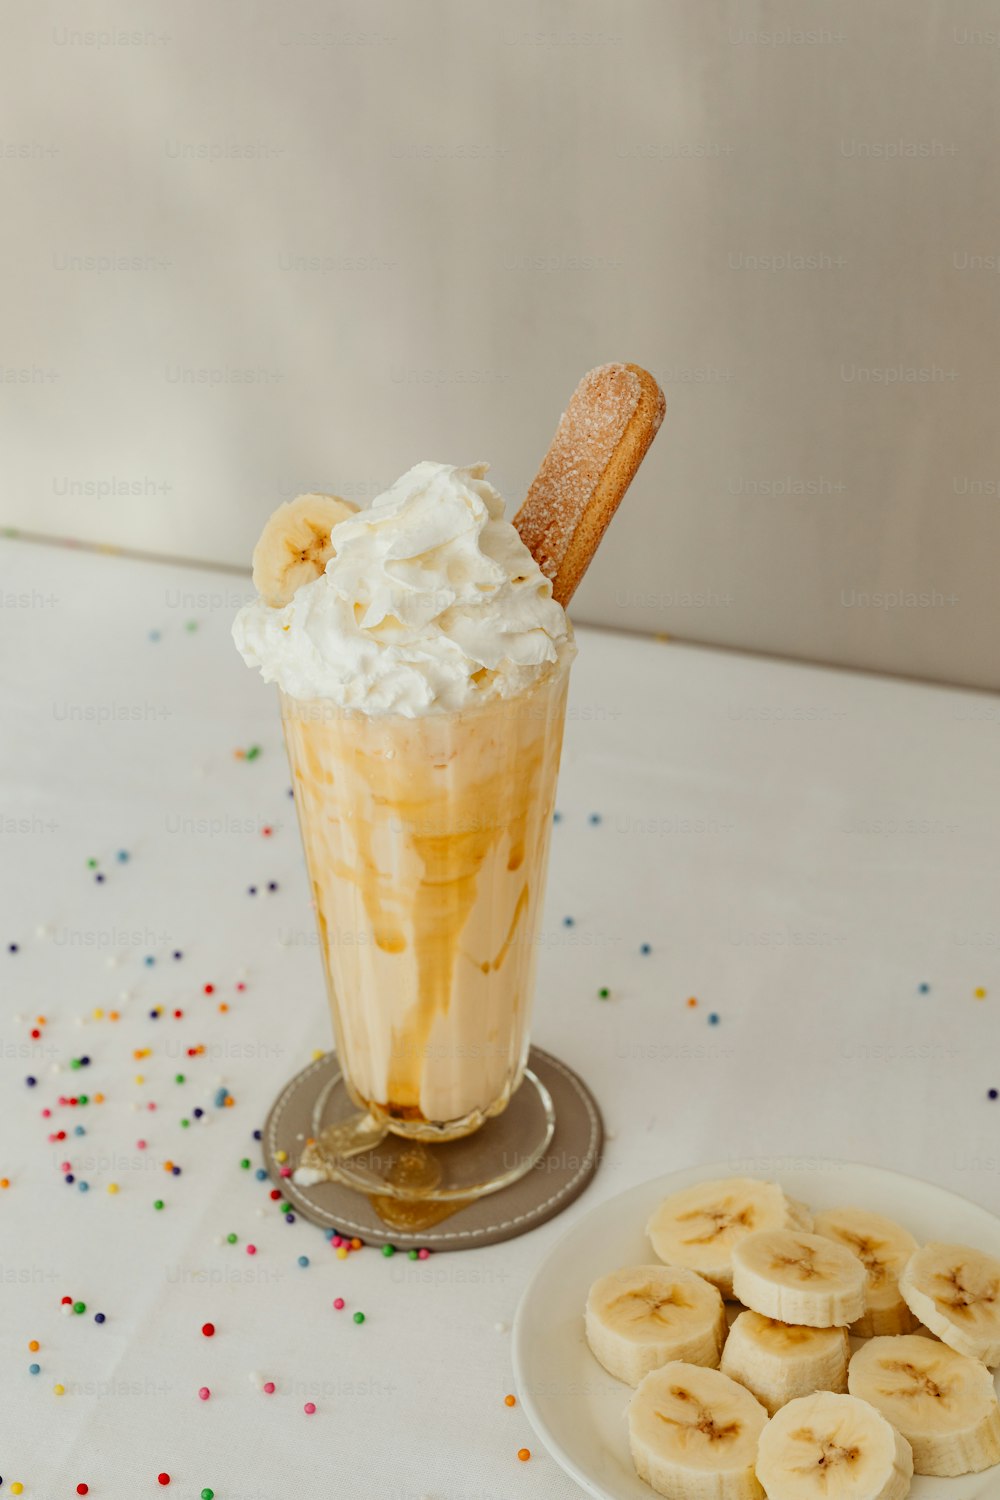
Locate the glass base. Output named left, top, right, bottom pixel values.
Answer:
left=293, top=1063, right=555, bottom=1208
left=347, top=1081, right=522, bottom=1144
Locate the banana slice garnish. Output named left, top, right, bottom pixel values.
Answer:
left=251, top=493, right=358, bottom=607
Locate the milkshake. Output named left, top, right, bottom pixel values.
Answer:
left=235, top=462, right=574, bottom=1139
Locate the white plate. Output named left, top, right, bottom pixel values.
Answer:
left=512, top=1159, right=1000, bottom=1500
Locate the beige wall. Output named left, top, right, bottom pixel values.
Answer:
left=4, top=0, right=1000, bottom=687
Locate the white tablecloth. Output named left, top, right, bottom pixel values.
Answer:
left=2, top=537, right=999, bottom=1498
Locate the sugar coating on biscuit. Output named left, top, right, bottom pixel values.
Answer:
left=515, top=363, right=664, bottom=605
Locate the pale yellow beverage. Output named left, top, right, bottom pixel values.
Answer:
left=280, top=655, right=570, bottom=1140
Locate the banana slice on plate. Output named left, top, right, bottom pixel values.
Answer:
left=251, top=493, right=358, bottom=606
left=628, top=1361, right=767, bottom=1500
left=849, top=1333, right=1000, bottom=1476
left=732, top=1230, right=867, bottom=1327
left=720, top=1309, right=849, bottom=1415
left=646, top=1178, right=801, bottom=1297
left=813, top=1207, right=918, bottom=1338
left=584, top=1265, right=726, bottom=1386
left=899, top=1242, right=1000, bottom=1365
left=756, top=1391, right=913, bottom=1500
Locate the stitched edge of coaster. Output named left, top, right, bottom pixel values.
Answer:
left=264, top=1047, right=603, bottom=1248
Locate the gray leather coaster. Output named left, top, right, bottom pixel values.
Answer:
left=262, top=1045, right=603, bottom=1251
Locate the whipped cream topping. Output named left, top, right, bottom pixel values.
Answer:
left=233, top=462, right=574, bottom=715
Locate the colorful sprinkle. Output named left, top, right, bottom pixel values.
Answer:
left=504, top=1393, right=516, bottom=1407
left=517, top=1448, right=531, bottom=1462
left=303, top=1401, right=316, bottom=1415
left=198, top=1387, right=210, bottom=1401
left=975, top=987, right=988, bottom=999
left=333, top=1298, right=345, bottom=1310
left=201, top=1323, right=215, bottom=1338
left=353, top=1311, right=365, bottom=1324
left=262, top=1381, right=275, bottom=1395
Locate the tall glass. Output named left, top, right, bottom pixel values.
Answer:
left=280, top=654, right=571, bottom=1143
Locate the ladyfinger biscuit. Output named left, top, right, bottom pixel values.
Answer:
left=514, top=363, right=665, bottom=607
